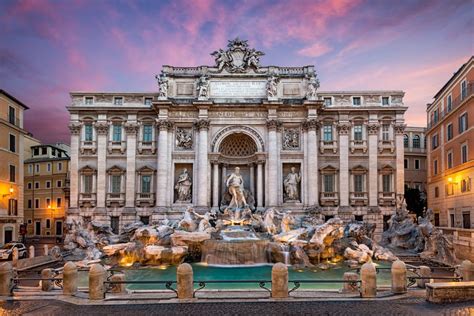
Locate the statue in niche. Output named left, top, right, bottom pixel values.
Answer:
left=266, top=75, right=278, bottom=99
left=175, top=169, right=192, bottom=202
left=283, top=167, right=301, bottom=202
left=305, top=74, right=320, bottom=100
left=196, top=75, right=209, bottom=100
left=156, top=73, right=168, bottom=99
left=175, top=128, right=193, bottom=149
left=283, top=129, right=300, bottom=150
left=226, top=167, right=248, bottom=209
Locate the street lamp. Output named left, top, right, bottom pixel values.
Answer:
left=2, top=185, right=14, bottom=198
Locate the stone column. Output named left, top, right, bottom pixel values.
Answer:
left=249, top=163, right=255, bottom=196
left=212, top=162, right=219, bottom=208
left=304, top=119, right=319, bottom=206
left=367, top=124, right=380, bottom=207
left=394, top=124, right=406, bottom=196
left=271, top=262, right=288, bottom=298
left=195, top=119, right=210, bottom=208
left=95, top=122, right=109, bottom=208
left=41, top=268, right=54, bottom=291
left=257, top=162, right=264, bottom=208
left=267, top=120, right=281, bottom=207
left=63, top=262, right=78, bottom=295
left=0, top=262, right=13, bottom=296
left=360, top=261, right=377, bottom=298
left=156, top=120, right=172, bottom=209
left=177, top=263, right=193, bottom=299
left=124, top=123, right=139, bottom=209
left=337, top=123, right=351, bottom=207
left=89, top=264, right=106, bottom=300
left=391, top=260, right=407, bottom=294
left=68, top=122, right=81, bottom=209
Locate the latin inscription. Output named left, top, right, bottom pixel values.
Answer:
left=176, top=83, right=194, bottom=96
left=209, top=81, right=266, bottom=98
left=209, top=111, right=267, bottom=118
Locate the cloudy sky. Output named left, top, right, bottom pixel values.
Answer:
left=0, top=0, right=472, bottom=143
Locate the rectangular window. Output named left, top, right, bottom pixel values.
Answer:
left=8, top=199, right=17, bottom=216
left=352, top=97, right=361, bottom=106
left=46, top=198, right=51, bottom=208
left=27, top=182, right=32, bottom=190
left=113, top=97, right=123, bottom=105
left=9, top=165, right=15, bottom=182
left=323, top=175, right=334, bottom=192
left=461, top=144, right=468, bottom=163
left=446, top=183, right=454, bottom=196
left=415, top=159, right=420, bottom=170
left=112, top=124, right=122, bottom=142
left=111, top=175, right=121, bottom=193
left=58, top=162, right=62, bottom=171
left=323, top=125, right=333, bottom=141
left=42, top=147, right=47, bottom=155
left=143, top=124, right=153, bottom=142
left=461, top=80, right=467, bottom=100
left=450, top=214, right=455, bottom=227
left=46, top=181, right=51, bottom=189
left=404, top=159, right=408, bottom=169
left=83, top=175, right=93, bottom=193
left=434, top=160, right=438, bottom=175
left=382, top=96, right=389, bottom=105
left=447, top=152, right=453, bottom=169
left=413, top=136, right=420, bottom=148
left=9, top=134, right=16, bottom=152
left=447, top=95, right=452, bottom=112
left=35, top=164, right=40, bottom=173
left=354, top=125, right=363, bottom=141
left=433, top=109, right=439, bottom=123
left=447, top=123, right=453, bottom=141
left=461, top=178, right=471, bottom=193
left=382, top=174, right=391, bottom=192
left=28, top=164, right=32, bottom=174
left=141, top=175, right=151, bottom=193
left=27, top=199, right=32, bottom=209
left=459, top=113, right=468, bottom=133
left=8, top=106, right=15, bottom=125
left=432, top=134, right=439, bottom=149
left=85, top=96, right=94, bottom=105
left=57, top=180, right=62, bottom=188
left=35, top=182, right=39, bottom=189
left=434, top=186, right=439, bottom=198
left=382, top=124, right=390, bottom=141
left=46, top=219, right=51, bottom=229
left=144, top=97, right=153, bottom=105
left=323, top=97, right=332, bottom=106
left=84, top=124, right=93, bottom=141
left=47, top=163, right=51, bottom=172
left=354, top=175, right=363, bottom=192
left=35, top=199, right=39, bottom=208
left=111, top=216, right=120, bottom=234
left=57, top=198, right=62, bottom=208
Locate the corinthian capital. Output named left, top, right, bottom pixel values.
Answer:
left=266, top=119, right=282, bottom=131
left=302, top=119, right=319, bottom=131
left=124, top=122, right=139, bottom=135
left=194, top=119, right=210, bottom=130
left=336, top=122, right=351, bottom=135
left=94, top=121, right=109, bottom=135
left=68, top=122, right=82, bottom=135
left=367, top=123, right=380, bottom=135
left=393, top=123, right=406, bottom=135
left=156, top=119, right=174, bottom=131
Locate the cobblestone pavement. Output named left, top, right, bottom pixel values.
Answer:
left=0, top=298, right=473, bottom=316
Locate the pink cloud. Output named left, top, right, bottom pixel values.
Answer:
left=298, top=42, right=332, bottom=57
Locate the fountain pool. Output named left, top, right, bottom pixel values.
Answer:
left=77, top=261, right=392, bottom=290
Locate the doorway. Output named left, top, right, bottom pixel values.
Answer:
left=55, top=221, right=63, bottom=236
left=4, top=227, right=13, bottom=243
left=463, top=212, right=471, bottom=229
left=35, top=221, right=41, bottom=235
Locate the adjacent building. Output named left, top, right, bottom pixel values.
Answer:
left=0, top=90, right=29, bottom=245
left=404, top=126, right=427, bottom=192
left=426, top=56, right=473, bottom=260
left=66, top=39, right=407, bottom=240
left=24, top=144, right=70, bottom=238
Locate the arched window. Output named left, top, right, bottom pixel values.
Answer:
left=403, top=134, right=409, bottom=148
left=413, top=135, right=420, bottom=148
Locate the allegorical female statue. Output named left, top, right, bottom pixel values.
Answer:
left=175, top=168, right=192, bottom=202
left=283, top=167, right=301, bottom=201
left=226, top=167, right=247, bottom=209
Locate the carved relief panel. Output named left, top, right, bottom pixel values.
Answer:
left=282, top=127, right=300, bottom=150
left=175, top=127, right=194, bottom=150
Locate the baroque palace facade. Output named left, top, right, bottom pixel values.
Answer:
left=67, top=39, right=407, bottom=239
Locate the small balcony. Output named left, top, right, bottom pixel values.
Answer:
left=138, top=141, right=156, bottom=155
left=80, top=140, right=97, bottom=154
left=79, top=192, right=96, bottom=207
left=135, top=192, right=156, bottom=207
left=319, top=140, right=338, bottom=154
left=350, top=140, right=367, bottom=153
left=378, top=140, right=395, bottom=153
left=350, top=192, right=368, bottom=206
left=319, top=192, right=339, bottom=206
left=106, top=192, right=125, bottom=207
left=108, top=140, right=126, bottom=154
left=378, top=192, right=395, bottom=206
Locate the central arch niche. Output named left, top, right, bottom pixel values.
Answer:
left=219, top=133, right=258, bottom=157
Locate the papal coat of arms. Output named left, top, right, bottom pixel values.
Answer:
left=211, top=38, right=264, bottom=73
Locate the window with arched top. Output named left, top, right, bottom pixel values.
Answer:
left=403, top=134, right=409, bottom=148
left=413, top=134, right=420, bottom=148
left=219, top=133, right=257, bottom=157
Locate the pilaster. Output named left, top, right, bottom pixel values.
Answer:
left=68, top=122, right=81, bottom=209
left=394, top=123, right=406, bottom=196
left=156, top=119, right=173, bottom=209
left=94, top=121, right=109, bottom=209
left=367, top=123, right=380, bottom=207
left=303, top=119, right=319, bottom=206
left=195, top=119, right=210, bottom=207
left=337, top=122, right=351, bottom=207
left=124, top=122, right=139, bottom=208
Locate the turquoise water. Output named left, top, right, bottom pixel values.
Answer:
left=120, top=262, right=392, bottom=290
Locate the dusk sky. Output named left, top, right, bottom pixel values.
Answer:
left=0, top=0, right=472, bottom=144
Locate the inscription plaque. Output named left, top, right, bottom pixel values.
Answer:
left=177, top=83, right=194, bottom=96
left=209, top=81, right=266, bottom=98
